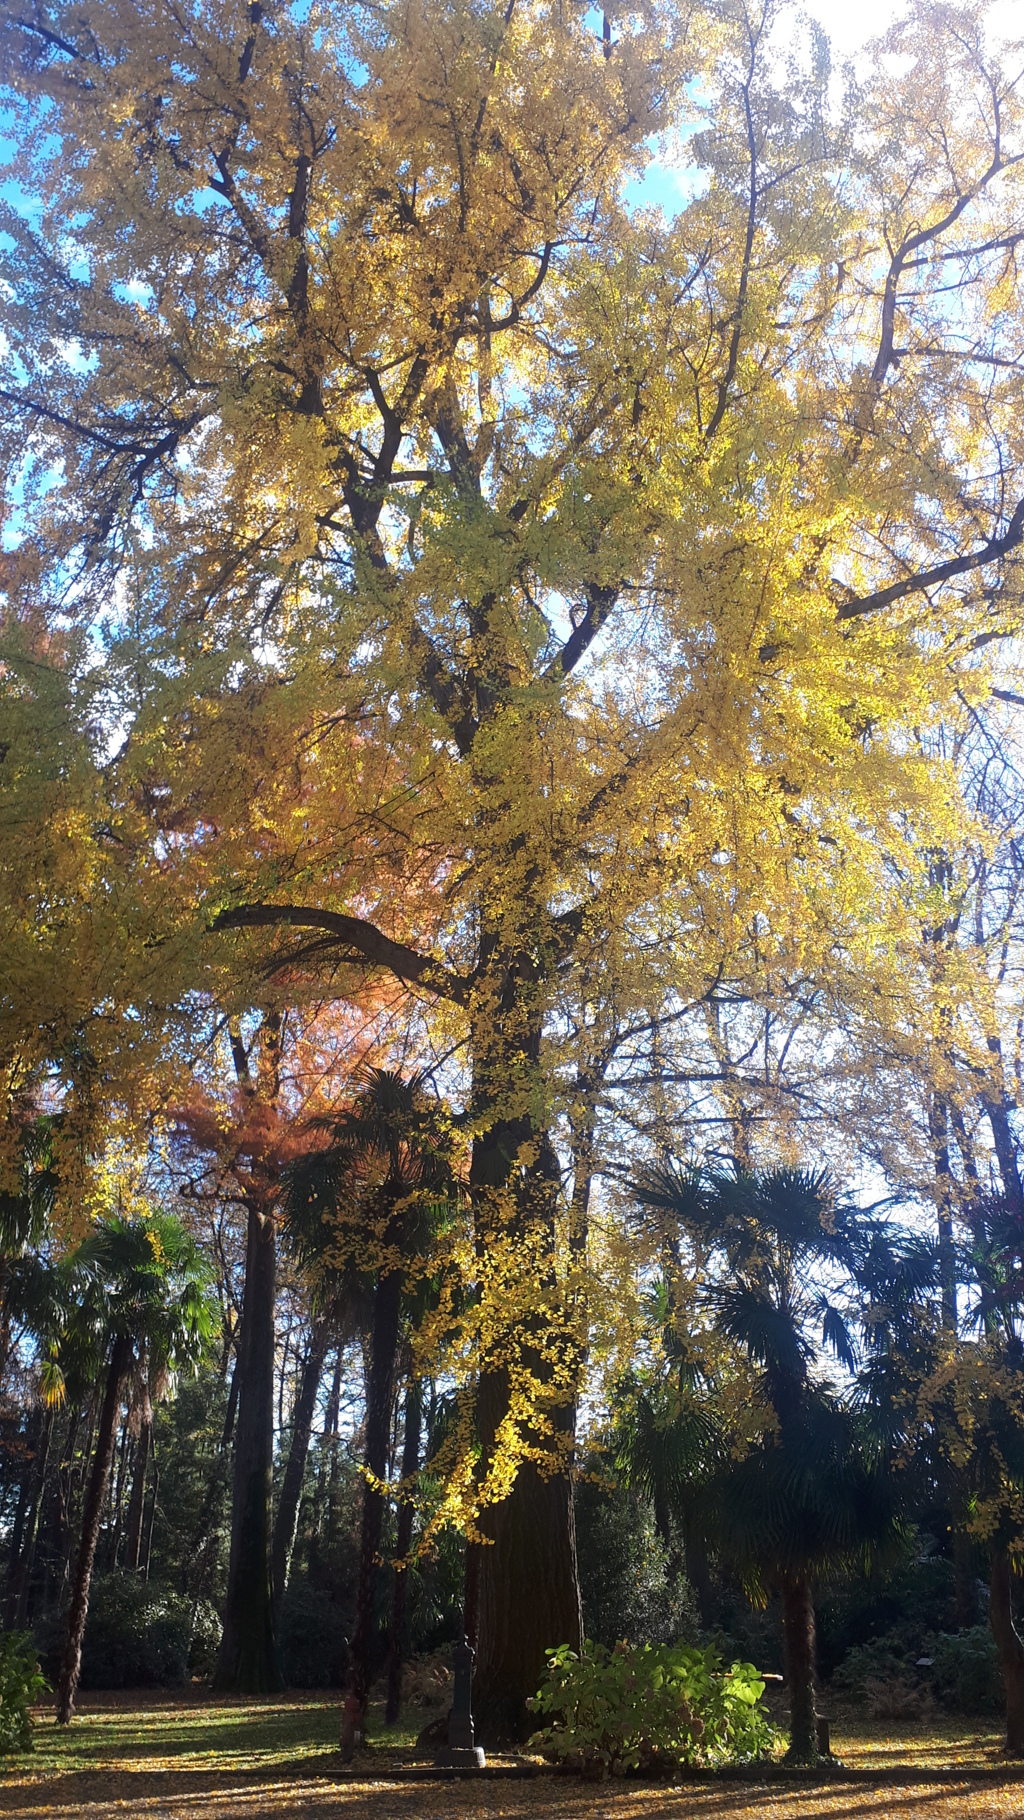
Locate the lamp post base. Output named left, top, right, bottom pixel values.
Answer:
left=433, top=1746, right=486, bottom=1769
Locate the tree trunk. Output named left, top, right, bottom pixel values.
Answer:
left=683, top=1521, right=715, bottom=1631
left=142, top=1449, right=158, bottom=1581
left=385, top=1373, right=422, bottom=1724
left=55, top=1333, right=131, bottom=1723
left=990, top=1546, right=1024, bottom=1755
left=954, top=1528, right=979, bottom=1630
left=780, top=1574, right=818, bottom=1762
left=468, top=1095, right=583, bottom=1744
left=340, top=1267, right=403, bottom=1757
left=4, top=1410, right=41, bottom=1629
left=124, top=1416, right=151, bottom=1573
left=11, top=1404, right=54, bottom=1628
left=271, top=1318, right=329, bottom=1608
left=213, top=1204, right=281, bottom=1692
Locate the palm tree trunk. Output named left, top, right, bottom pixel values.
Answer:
left=55, top=1333, right=131, bottom=1723
left=214, top=1203, right=281, bottom=1692
left=990, top=1545, right=1024, bottom=1755
left=271, top=1318, right=329, bottom=1607
left=340, top=1268, right=403, bottom=1758
left=124, top=1416, right=151, bottom=1573
left=385, top=1374, right=422, bottom=1723
left=781, top=1574, right=818, bottom=1762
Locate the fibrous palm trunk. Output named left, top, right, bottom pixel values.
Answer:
left=124, top=1416, right=151, bottom=1573
left=780, top=1574, right=818, bottom=1762
left=340, top=1268, right=402, bottom=1758
left=990, top=1545, right=1024, bottom=1755
left=213, top=1204, right=281, bottom=1692
left=56, top=1333, right=131, bottom=1723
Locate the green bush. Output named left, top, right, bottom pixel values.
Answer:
left=0, top=1631, right=47, bottom=1754
left=926, top=1627, right=1002, bottom=1714
left=832, top=1623, right=1003, bottom=1715
left=528, top=1639, right=779, bottom=1776
left=57, top=1575, right=220, bottom=1688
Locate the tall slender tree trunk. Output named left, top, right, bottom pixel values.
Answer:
left=56, top=1333, right=131, bottom=1724
left=124, top=1416, right=152, bottom=1573
left=385, top=1373, right=422, bottom=1724
left=4, top=1410, right=41, bottom=1628
left=271, top=1318, right=329, bottom=1607
left=340, top=1268, right=403, bottom=1758
left=11, top=1404, right=54, bottom=1628
left=213, top=1203, right=281, bottom=1692
left=780, top=1574, right=818, bottom=1762
left=990, top=1546, right=1024, bottom=1755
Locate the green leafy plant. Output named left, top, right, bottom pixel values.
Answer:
left=0, top=1631, right=47, bottom=1754
left=528, top=1640, right=779, bottom=1776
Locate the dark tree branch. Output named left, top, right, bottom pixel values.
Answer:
left=211, top=904, right=470, bottom=1004
left=835, top=500, right=1024, bottom=620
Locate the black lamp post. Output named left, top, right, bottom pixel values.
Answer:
left=434, top=1634, right=486, bottom=1769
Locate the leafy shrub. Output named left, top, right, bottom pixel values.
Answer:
left=574, top=1469, right=697, bottom=1648
left=0, top=1631, right=47, bottom=1754
left=277, top=1579, right=348, bottom=1688
left=832, top=1623, right=1002, bottom=1716
left=44, top=1575, right=220, bottom=1688
left=528, top=1640, right=779, bottom=1776
left=926, top=1627, right=1002, bottom=1714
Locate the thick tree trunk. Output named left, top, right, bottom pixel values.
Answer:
left=385, top=1374, right=422, bottom=1724
left=780, top=1574, right=819, bottom=1762
left=473, top=1366, right=581, bottom=1742
left=124, top=1416, right=152, bottom=1573
left=271, top=1318, right=329, bottom=1608
left=213, top=1204, right=281, bottom=1693
left=340, top=1268, right=403, bottom=1757
left=990, top=1546, right=1024, bottom=1755
left=56, top=1334, right=131, bottom=1723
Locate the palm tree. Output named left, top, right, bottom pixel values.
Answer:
left=285, top=1068, right=457, bottom=1756
left=632, top=1163, right=898, bottom=1762
left=55, top=1211, right=213, bottom=1723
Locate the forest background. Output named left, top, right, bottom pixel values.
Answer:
left=4, top=0, right=1024, bottom=1769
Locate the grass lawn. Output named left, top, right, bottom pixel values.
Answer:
left=0, top=1694, right=1022, bottom=1820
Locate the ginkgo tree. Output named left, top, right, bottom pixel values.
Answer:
left=4, top=0, right=1024, bottom=1733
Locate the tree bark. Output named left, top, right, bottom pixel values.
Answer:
left=468, top=1093, right=583, bottom=1744
left=271, top=1318, right=329, bottom=1608
left=385, top=1373, right=422, bottom=1724
left=990, top=1546, right=1024, bottom=1755
left=124, top=1416, right=152, bottom=1573
left=340, top=1267, right=403, bottom=1757
left=213, top=1203, right=281, bottom=1692
left=4, top=1409, right=41, bottom=1629
left=780, top=1574, right=819, bottom=1762
left=55, top=1333, right=132, bottom=1723
left=10, top=1404, right=53, bottom=1628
